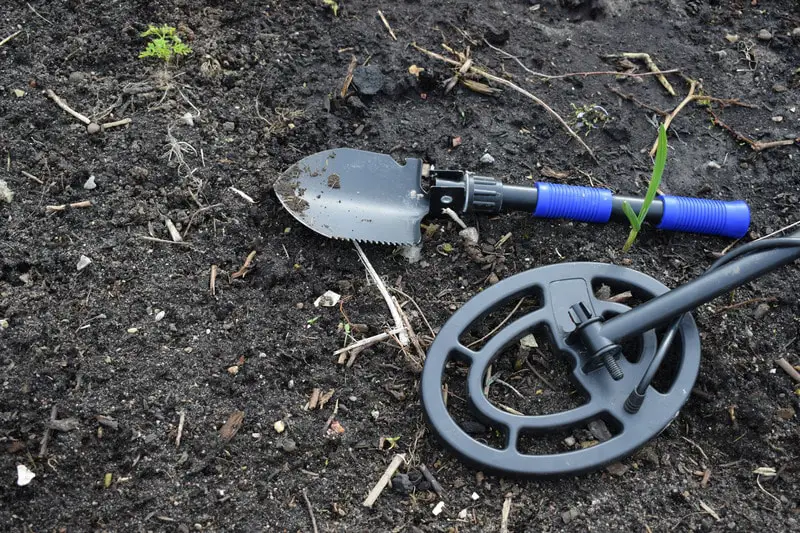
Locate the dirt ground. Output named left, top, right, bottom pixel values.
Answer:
left=2, top=0, right=800, bottom=531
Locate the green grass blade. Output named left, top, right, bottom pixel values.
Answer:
left=637, top=124, right=668, bottom=224
left=622, top=201, right=642, bottom=231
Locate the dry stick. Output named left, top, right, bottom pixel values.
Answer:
left=712, top=296, right=777, bottom=315
left=21, top=170, right=44, bottom=184
left=46, top=89, right=91, bottom=125
left=413, top=43, right=595, bottom=160
left=165, top=218, right=183, bottom=242
left=39, top=406, right=58, bottom=458
left=333, top=327, right=406, bottom=357
left=363, top=453, right=407, bottom=508
left=377, top=10, right=397, bottom=41
left=776, top=358, right=800, bottom=383
left=648, top=78, right=698, bottom=156
left=467, top=298, right=525, bottom=348
left=394, top=295, right=426, bottom=364
left=500, top=493, right=513, bottom=533
left=0, top=30, right=22, bottom=48
left=101, top=118, right=131, bottom=130
left=27, top=2, right=53, bottom=25
left=183, top=203, right=224, bottom=238
left=484, top=39, right=680, bottom=81
left=707, top=108, right=797, bottom=152
left=302, top=489, right=319, bottom=533
left=45, top=200, right=92, bottom=211
left=525, top=358, right=555, bottom=390
left=137, top=235, right=191, bottom=246
left=175, top=410, right=186, bottom=448
left=390, top=287, right=436, bottom=338
left=210, top=265, right=218, bottom=296
left=418, top=464, right=444, bottom=497
left=353, top=241, right=409, bottom=346
left=229, top=186, right=255, bottom=204
left=756, top=220, right=800, bottom=241
left=604, top=53, right=676, bottom=96
left=608, top=86, right=669, bottom=117
left=341, top=55, right=358, bottom=98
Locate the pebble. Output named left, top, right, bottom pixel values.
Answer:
left=480, top=153, right=495, bottom=164
left=753, top=303, right=771, bottom=320
left=564, top=436, right=576, bottom=447
left=562, top=507, right=580, bottom=524
left=352, top=65, right=385, bottom=95
left=588, top=419, right=613, bottom=441
left=776, top=407, right=795, bottom=420
left=273, top=420, right=285, bottom=433
left=605, top=462, right=629, bottom=476
left=432, top=501, right=445, bottom=516
left=459, top=227, right=479, bottom=245
left=87, top=123, right=101, bottom=134
left=0, top=319, right=8, bottom=329
left=458, top=509, right=468, bottom=519
left=280, top=438, right=297, bottom=453
left=154, top=310, right=165, bottom=322
left=793, top=27, right=800, bottom=42
left=399, top=244, right=423, bottom=264
left=757, top=29, right=772, bottom=41
left=76, top=255, right=92, bottom=271
left=771, top=116, right=784, bottom=123
left=83, top=175, right=97, bottom=190
left=16, top=464, right=35, bottom=486
left=772, top=84, right=787, bottom=93
left=69, top=71, right=87, bottom=84
left=181, top=112, right=195, bottom=127
left=222, top=121, right=235, bottom=132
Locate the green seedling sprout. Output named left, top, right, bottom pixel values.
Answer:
left=622, top=124, right=667, bottom=252
left=322, top=0, right=339, bottom=17
left=139, top=24, right=192, bottom=63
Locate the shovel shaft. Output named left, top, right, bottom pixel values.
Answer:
left=449, top=175, right=750, bottom=239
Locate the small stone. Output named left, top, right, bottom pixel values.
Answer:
left=432, top=501, right=445, bottom=516
left=222, top=121, right=235, bottom=132
left=564, top=436, right=576, bottom=447
left=562, top=507, right=580, bottom=524
left=480, top=153, right=495, bottom=164
left=280, top=438, right=297, bottom=453
left=757, top=29, right=772, bottom=41
left=460, top=420, right=487, bottom=434
left=352, top=65, right=385, bottom=95
left=595, top=284, right=612, bottom=300
left=127, top=327, right=138, bottom=334
left=772, top=84, right=787, bottom=93
left=131, top=166, right=149, bottom=179
left=588, top=420, right=613, bottom=442
left=399, top=244, right=423, bottom=264
left=753, top=303, right=770, bottom=320
left=706, top=161, right=722, bottom=170
left=777, top=407, right=794, bottom=420
left=605, top=462, right=629, bottom=476
left=458, top=508, right=468, bottom=519
left=76, top=255, right=92, bottom=271
left=16, top=464, right=35, bottom=486
left=154, top=310, right=165, bottom=322
left=487, top=272, right=500, bottom=285
left=371, top=410, right=379, bottom=420
left=87, top=123, right=101, bottom=134
left=0, top=180, right=14, bottom=203
left=772, top=116, right=784, bottom=123
left=792, top=27, right=800, bottom=42
left=391, top=473, right=414, bottom=494
left=724, top=34, right=739, bottom=43
left=273, top=420, right=286, bottom=433
left=314, top=290, right=341, bottom=307
left=181, top=112, right=195, bottom=127
left=83, top=175, right=97, bottom=190
left=13, top=89, right=25, bottom=98
left=471, top=492, right=480, bottom=501
left=227, top=366, right=239, bottom=375
left=347, top=95, right=367, bottom=110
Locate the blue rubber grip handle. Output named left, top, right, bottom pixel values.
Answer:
left=533, top=182, right=613, bottom=223
left=656, top=195, right=750, bottom=238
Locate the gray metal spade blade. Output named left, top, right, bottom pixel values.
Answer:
left=274, top=148, right=429, bottom=245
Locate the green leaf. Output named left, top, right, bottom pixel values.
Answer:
left=622, top=201, right=642, bottom=231
left=638, top=124, right=668, bottom=224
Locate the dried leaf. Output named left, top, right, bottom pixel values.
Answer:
left=219, top=411, right=245, bottom=442
left=461, top=78, right=501, bottom=95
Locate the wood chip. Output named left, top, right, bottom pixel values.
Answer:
left=318, top=389, right=335, bottom=410
left=308, top=388, right=322, bottom=410
left=219, top=410, right=244, bottom=442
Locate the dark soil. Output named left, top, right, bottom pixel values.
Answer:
left=2, top=1, right=799, bottom=531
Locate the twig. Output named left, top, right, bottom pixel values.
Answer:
left=321, top=399, right=339, bottom=434
left=756, top=220, right=800, bottom=241
left=38, top=406, right=58, bottom=458
left=231, top=250, right=257, bottom=279
left=341, top=55, right=358, bottom=98
left=707, top=108, right=797, bottom=152
left=755, top=474, right=782, bottom=507
left=21, top=170, right=44, bottom=184
left=46, top=89, right=91, bottom=125
left=183, top=203, right=224, bottom=238
left=608, top=86, right=669, bottom=116
left=712, top=297, right=777, bottom=315
left=363, top=453, right=407, bottom=508
left=137, top=235, right=191, bottom=246
left=698, top=500, right=721, bottom=522
left=485, top=40, right=680, bottom=81
left=229, top=186, right=255, bottom=204
left=681, top=436, right=709, bottom=461
left=413, top=43, right=595, bottom=160
left=353, top=242, right=409, bottom=346
left=389, top=287, right=436, bottom=338
left=500, top=493, right=513, bottom=533
left=333, top=327, right=406, bottom=358
left=776, top=358, right=800, bottom=383
left=467, top=298, right=525, bottom=348
left=0, top=30, right=22, bottom=48
left=649, top=78, right=697, bottom=156
left=175, top=410, right=185, bottom=448
left=101, top=118, right=131, bottom=130
left=604, top=53, right=676, bottom=96
left=418, top=464, right=444, bottom=497
left=45, top=200, right=92, bottom=211
left=302, top=489, right=319, bottom=533
left=525, top=358, right=555, bottom=390
left=394, top=295, right=426, bottom=364
left=377, top=10, right=397, bottom=41
left=494, top=378, right=525, bottom=399
left=27, top=2, right=53, bottom=25
left=210, top=265, right=218, bottom=295
left=442, top=207, right=468, bottom=230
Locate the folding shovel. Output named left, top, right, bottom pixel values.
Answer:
left=273, top=148, right=750, bottom=245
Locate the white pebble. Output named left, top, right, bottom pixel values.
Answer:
left=480, top=153, right=495, bottom=164
left=471, top=492, right=480, bottom=501
left=154, top=310, right=165, bottom=322
left=17, top=464, right=35, bottom=486
left=274, top=420, right=286, bottom=433
left=432, top=501, right=445, bottom=516
left=458, top=508, right=468, bottom=519
left=314, top=290, right=341, bottom=308
left=83, top=175, right=97, bottom=190
left=181, top=112, right=195, bottom=127
left=76, top=255, right=92, bottom=271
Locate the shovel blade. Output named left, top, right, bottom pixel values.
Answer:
left=274, top=148, right=429, bottom=244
